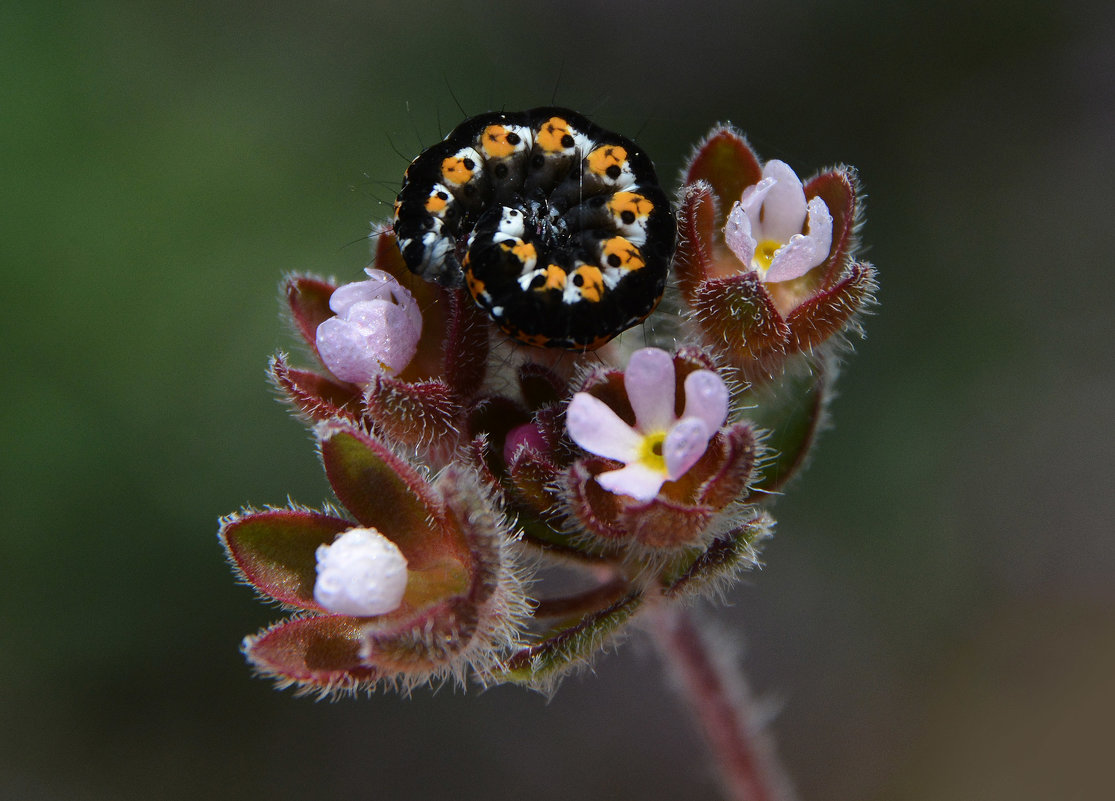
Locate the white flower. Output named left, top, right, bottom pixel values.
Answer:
left=565, top=348, right=729, bottom=502
left=723, top=159, right=833, bottom=283
left=315, top=268, right=422, bottom=385
left=313, top=527, right=408, bottom=616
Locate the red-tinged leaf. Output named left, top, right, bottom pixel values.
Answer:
left=442, top=288, right=489, bottom=400
left=270, top=354, right=361, bottom=422
left=786, top=262, right=877, bottom=354
left=434, top=465, right=512, bottom=612
left=512, top=457, right=612, bottom=558
left=284, top=275, right=337, bottom=353
left=690, top=273, right=791, bottom=381
left=220, top=509, right=350, bottom=609
left=532, top=576, right=631, bottom=622
left=743, top=365, right=827, bottom=494
left=675, top=182, right=720, bottom=302
left=361, top=464, right=531, bottom=680
left=658, top=427, right=728, bottom=502
left=804, top=167, right=860, bottom=284
left=244, top=615, right=377, bottom=694
left=531, top=405, right=570, bottom=463
left=576, top=366, right=634, bottom=426
left=399, top=558, right=472, bottom=611
left=463, top=434, right=502, bottom=493
left=363, top=375, right=460, bottom=449
left=661, top=513, right=773, bottom=599
left=500, top=590, right=642, bottom=685
left=684, top=126, right=763, bottom=229
left=318, top=422, right=466, bottom=568
left=673, top=344, right=719, bottom=374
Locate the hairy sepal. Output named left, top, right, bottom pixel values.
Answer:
left=786, top=262, right=878, bottom=353
left=682, top=125, right=763, bottom=231
left=317, top=420, right=465, bottom=569
left=690, top=274, right=791, bottom=382
left=219, top=507, right=350, bottom=610
left=499, top=590, right=643, bottom=692
left=363, top=375, right=460, bottom=450
left=269, top=353, right=362, bottom=423
left=284, top=274, right=336, bottom=356
left=660, top=512, right=774, bottom=600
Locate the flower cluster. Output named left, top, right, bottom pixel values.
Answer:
left=219, top=121, right=876, bottom=695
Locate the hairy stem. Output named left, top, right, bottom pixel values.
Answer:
left=646, top=603, right=795, bottom=801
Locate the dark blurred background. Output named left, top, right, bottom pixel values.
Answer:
left=3, top=1, right=1112, bottom=799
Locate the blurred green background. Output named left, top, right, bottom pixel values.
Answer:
left=3, top=0, right=1112, bottom=799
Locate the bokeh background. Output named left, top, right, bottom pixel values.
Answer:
left=3, top=0, right=1112, bottom=799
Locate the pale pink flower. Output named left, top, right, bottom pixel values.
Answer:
left=724, top=159, right=833, bottom=283
left=566, top=348, right=729, bottom=502
left=315, top=268, right=422, bottom=384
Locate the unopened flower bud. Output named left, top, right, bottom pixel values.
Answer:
left=313, top=527, right=408, bottom=616
left=315, top=269, right=422, bottom=385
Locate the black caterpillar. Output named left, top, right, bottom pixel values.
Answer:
left=392, top=107, right=675, bottom=350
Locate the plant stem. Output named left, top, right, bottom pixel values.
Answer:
left=646, top=603, right=796, bottom=801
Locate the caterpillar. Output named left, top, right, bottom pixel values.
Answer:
left=392, top=107, right=675, bottom=350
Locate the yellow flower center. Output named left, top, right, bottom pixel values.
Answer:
left=754, top=239, right=782, bottom=273
left=637, top=431, right=667, bottom=473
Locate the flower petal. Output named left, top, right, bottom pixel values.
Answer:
left=329, top=277, right=378, bottom=316
left=316, top=298, right=421, bottom=384
left=764, top=196, right=833, bottom=283
left=739, top=176, right=776, bottom=223
left=664, top=417, right=713, bottom=479
left=597, top=462, right=667, bottom=502
left=365, top=268, right=424, bottom=332
left=757, top=160, right=808, bottom=243
left=724, top=200, right=756, bottom=267
left=623, top=348, right=677, bottom=432
left=682, top=370, right=729, bottom=433
left=566, top=392, right=643, bottom=463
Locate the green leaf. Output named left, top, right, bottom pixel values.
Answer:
left=743, top=362, right=827, bottom=493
